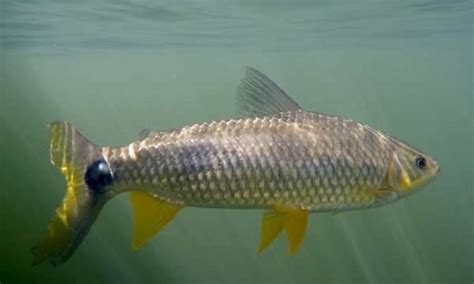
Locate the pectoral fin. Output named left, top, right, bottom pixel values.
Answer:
left=129, top=191, right=182, bottom=250
left=258, top=206, right=308, bottom=254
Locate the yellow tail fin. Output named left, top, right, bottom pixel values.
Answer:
left=32, top=121, right=103, bottom=266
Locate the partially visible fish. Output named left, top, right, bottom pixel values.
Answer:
left=32, top=67, right=439, bottom=266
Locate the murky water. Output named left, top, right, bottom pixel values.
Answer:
left=1, top=0, right=472, bottom=283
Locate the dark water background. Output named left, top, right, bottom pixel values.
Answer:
left=1, top=0, right=472, bottom=283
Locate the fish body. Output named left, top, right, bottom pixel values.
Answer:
left=33, top=68, right=439, bottom=266
left=109, top=111, right=392, bottom=211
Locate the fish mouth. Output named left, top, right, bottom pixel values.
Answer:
left=434, top=160, right=441, bottom=174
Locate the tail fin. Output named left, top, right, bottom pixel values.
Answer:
left=32, top=121, right=104, bottom=266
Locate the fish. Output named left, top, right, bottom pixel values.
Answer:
left=32, top=67, right=440, bottom=266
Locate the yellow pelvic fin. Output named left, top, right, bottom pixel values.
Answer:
left=258, top=205, right=308, bottom=254
left=258, top=211, right=285, bottom=253
left=129, top=191, right=182, bottom=250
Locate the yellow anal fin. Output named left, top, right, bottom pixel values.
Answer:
left=258, top=205, right=308, bottom=255
left=129, top=191, right=182, bottom=250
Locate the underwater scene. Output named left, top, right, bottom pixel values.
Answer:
left=1, top=0, right=472, bottom=283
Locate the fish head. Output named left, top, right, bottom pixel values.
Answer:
left=387, top=138, right=440, bottom=197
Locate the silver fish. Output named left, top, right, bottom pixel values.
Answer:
left=32, top=67, right=439, bottom=266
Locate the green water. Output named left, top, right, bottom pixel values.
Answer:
left=1, top=1, right=472, bottom=283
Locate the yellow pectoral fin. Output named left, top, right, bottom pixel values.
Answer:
left=129, top=191, right=182, bottom=250
left=374, top=186, right=391, bottom=198
left=258, top=206, right=308, bottom=254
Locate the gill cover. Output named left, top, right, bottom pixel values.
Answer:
left=32, top=122, right=106, bottom=266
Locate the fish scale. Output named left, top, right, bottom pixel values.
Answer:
left=107, top=110, right=390, bottom=211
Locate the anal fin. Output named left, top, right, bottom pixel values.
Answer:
left=129, top=191, right=182, bottom=250
left=258, top=205, right=308, bottom=254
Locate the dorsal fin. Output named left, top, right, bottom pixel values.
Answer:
left=237, top=67, right=302, bottom=117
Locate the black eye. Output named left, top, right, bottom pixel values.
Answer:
left=85, top=160, right=113, bottom=194
left=415, top=156, right=426, bottom=169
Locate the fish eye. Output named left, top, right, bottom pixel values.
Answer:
left=415, top=156, right=426, bottom=170
left=85, top=160, right=113, bottom=194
